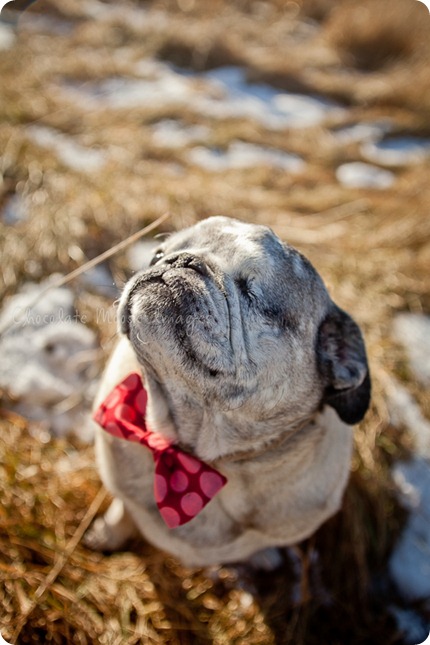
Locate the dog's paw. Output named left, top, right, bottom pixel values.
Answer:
left=83, top=516, right=122, bottom=552
left=82, top=499, right=138, bottom=552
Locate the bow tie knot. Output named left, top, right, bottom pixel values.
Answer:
left=93, top=373, right=227, bottom=528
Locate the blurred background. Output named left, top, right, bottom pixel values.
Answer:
left=0, top=0, right=429, bottom=642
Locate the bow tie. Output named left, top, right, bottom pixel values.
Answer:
left=93, top=373, right=227, bottom=528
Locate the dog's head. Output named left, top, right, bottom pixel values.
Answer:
left=119, top=216, right=370, bottom=425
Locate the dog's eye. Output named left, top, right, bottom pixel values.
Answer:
left=150, top=249, right=165, bottom=266
left=236, top=276, right=256, bottom=302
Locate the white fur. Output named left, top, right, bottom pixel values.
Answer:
left=86, top=217, right=363, bottom=567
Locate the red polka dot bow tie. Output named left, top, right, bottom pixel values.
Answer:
left=93, top=373, right=227, bottom=528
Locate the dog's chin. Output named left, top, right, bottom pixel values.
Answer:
left=129, top=320, right=228, bottom=378
left=128, top=320, right=252, bottom=409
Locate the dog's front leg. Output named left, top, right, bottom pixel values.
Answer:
left=84, top=498, right=138, bottom=552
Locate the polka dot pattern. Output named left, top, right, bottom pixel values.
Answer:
left=200, top=471, right=226, bottom=498
left=93, top=372, right=227, bottom=528
left=181, top=492, right=204, bottom=516
left=170, top=471, right=189, bottom=492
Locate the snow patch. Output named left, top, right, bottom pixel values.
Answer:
left=127, top=239, right=159, bottom=273
left=393, top=313, right=430, bottom=388
left=333, top=121, right=392, bottom=144
left=78, top=263, right=118, bottom=299
left=336, top=161, right=395, bottom=189
left=0, top=22, right=16, bottom=50
left=27, top=125, right=107, bottom=173
left=151, top=119, right=210, bottom=148
left=61, top=73, right=194, bottom=110
left=0, top=280, right=98, bottom=441
left=362, top=137, right=430, bottom=167
left=390, top=458, right=430, bottom=603
left=59, top=63, right=343, bottom=131
left=191, top=66, right=343, bottom=129
left=187, top=141, right=305, bottom=172
left=1, top=194, right=28, bottom=225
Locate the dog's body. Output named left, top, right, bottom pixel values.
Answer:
left=88, top=217, right=370, bottom=567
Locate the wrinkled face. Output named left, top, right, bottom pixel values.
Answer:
left=119, top=217, right=332, bottom=418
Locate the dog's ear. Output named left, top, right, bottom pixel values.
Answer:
left=316, top=305, right=371, bottom=425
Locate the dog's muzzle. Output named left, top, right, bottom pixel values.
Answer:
left=120, top=253, right=210, bottom=334
left=119, top=253, right=233, bottom=376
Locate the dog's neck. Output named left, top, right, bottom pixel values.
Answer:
left=142, top=371, right=317, bottom=463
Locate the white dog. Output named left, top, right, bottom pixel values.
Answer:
left=85, top=216, right=370, bottom=567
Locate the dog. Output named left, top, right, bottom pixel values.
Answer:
left=85, top=216, right=370, bottom=567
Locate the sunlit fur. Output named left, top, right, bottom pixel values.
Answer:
left=88, top=217, right=370, bottom=566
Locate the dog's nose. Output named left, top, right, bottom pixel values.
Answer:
left=162, top=252, right=209, bottom=277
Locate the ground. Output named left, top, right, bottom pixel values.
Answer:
left=0, top=0, right=430, bottom=643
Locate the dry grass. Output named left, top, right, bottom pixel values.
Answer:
left=324, top=0, right=429, bottom=71
left=1, top=0, right=430, bottom=642
left=0, top=413, right=407, bottom=644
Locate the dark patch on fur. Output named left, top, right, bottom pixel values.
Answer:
left=317, top=306, right=371, bottom=424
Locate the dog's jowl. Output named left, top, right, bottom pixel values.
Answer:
left=86, top=216, right=370, bottom=566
